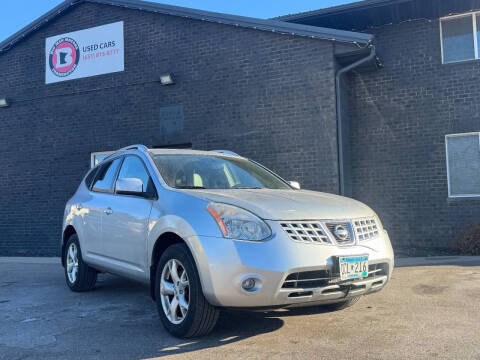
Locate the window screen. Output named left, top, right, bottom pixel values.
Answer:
left=446, top=133, right=480, bottom=197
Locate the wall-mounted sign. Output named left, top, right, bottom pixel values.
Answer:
left=45, top=21, right=124, bottom=84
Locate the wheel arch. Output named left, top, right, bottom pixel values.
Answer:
left=150, top=231, right=196, bottom=300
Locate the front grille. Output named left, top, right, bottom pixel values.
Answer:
left=280, top=217, right=380, bottom=245
left=279, top=222, right=331, bottom=244
left=281, top=263, right=389, bottom=290
left=282, top=270, right=331, bottom=289
left=325, top=222, right=354, bottom=245
left=353, top=218, right=379, bottom=241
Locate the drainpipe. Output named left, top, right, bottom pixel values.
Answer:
left=335, top=44, right=376, bottom=196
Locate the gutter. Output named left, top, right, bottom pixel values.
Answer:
left=335, top=44, right=376, bottom=195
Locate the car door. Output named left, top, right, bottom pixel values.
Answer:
left=101, top=155, right=155, bottom=275
left=81, top=157, right=123, bottom=259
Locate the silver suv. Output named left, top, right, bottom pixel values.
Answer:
left=62, top=144, right=394, bottom=337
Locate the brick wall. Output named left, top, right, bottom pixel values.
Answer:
left=348, top=18, right=480, bottom=255
left=0, top=3, right=339, bottom=256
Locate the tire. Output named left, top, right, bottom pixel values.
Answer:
left=323, top=296, right=361, bottom=311
left=155, top=243, right=219, bottom=338
left=63, top=234, right=97, bottom=292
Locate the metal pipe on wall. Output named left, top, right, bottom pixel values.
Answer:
left=335, top=44, right=376, bottom=195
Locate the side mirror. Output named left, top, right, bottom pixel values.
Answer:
left=289, top=181, right=301, bottom=189
left=116, top=178, right=144, bottom=196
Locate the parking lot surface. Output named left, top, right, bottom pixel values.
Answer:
left=1, top=257, right=479, bottom=360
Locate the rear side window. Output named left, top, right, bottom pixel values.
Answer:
left=84, top=168, right=98, bottom=188
left=92, top=158, right=122, bottom=193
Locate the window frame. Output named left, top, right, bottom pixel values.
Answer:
left=445, top=131, right=480, bottom=198
left=440, top=12, right=480, bottom=64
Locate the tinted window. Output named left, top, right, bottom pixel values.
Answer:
left=84, top=168, right=98, bottom=188
left=92, top=158, right=122, bottom=193
left=116, top=156, right=153, bottom=193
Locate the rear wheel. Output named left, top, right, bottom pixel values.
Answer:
left=63, top=234, right=97, bottom=292
left=155, top=243, right=219, bottom=338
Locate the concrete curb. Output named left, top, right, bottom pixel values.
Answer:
left=0, top=257, right=60, bottom=264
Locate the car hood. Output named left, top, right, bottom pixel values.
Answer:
left=180, top=188, right=375, bottom=220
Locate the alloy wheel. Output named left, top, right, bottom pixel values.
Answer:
left=66, top=243, right=79, bottom=284
left=160, top=259, right=190, bottom=324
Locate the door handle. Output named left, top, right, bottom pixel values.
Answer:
left=104, top=207, right=113, bottom=215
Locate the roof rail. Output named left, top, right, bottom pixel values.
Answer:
left=100, top=144, right=149, bottom=164
left=211, top=150, right=240, bottom=156
left=117, top=144, right=149, bottom=152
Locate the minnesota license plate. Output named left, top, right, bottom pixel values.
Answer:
left=339, top=255, right=368, bottom=280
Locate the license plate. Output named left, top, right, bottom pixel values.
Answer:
left=339, top=255, right=368, bottom=280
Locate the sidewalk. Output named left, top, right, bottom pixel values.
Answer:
left=395, top=255, right=480, bottom=267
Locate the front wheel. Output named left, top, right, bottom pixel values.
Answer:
left=155, top=243, right=219, bottom=338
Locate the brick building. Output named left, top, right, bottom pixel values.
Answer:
left=278, top=0, right=480, bottom=255
left=0, top=0, right=479, bottom=256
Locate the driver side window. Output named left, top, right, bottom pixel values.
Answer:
left=116, top=156, right=155, bottom=195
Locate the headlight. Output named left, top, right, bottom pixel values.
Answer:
left=206, top=202, right=271, bottom=241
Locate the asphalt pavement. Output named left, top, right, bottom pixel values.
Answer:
left=0, top=256, right=479, bottom=360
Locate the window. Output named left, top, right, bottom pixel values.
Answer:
left=116, top=156, right=154, bottom=194
left=441, top=13, right=480, bottom=64
left=153, top=154, right=291, bottom=190
left=90, top=151, right=114, bottom=168
left=445, top=132, right=480, bottom=197
left=91, top=158, right=122, bottom=193
left=84, top=168, right=98, bottom=188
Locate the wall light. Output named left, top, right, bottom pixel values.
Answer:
left=159, top=73, right=175, bottom=85
left=0, top=97, right=9, bottom=108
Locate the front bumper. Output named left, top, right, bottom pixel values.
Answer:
left=186, top=221, right=394, bottom=308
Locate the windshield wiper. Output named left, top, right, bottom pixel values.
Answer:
left=175, top=186, right=206, bottom=189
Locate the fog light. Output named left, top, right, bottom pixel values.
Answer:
left=242, top=278, right=256, bottom=291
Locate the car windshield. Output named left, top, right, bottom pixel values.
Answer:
left=152, top=154, right=291, bottom=190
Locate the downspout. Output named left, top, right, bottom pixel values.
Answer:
left=335, top=43, right=376, bottom=196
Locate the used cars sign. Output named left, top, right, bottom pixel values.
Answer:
left=45, top=21, right=124, bottom=84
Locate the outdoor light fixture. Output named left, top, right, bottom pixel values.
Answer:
left=159, top=73, right=175, bottom=85
left=0, top=97, right=9, bottom=108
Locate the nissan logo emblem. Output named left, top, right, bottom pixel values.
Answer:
left=333, top=225, right=349, bottom=240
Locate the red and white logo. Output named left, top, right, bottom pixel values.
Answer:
left=48, top=37, right=80, bottom=77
